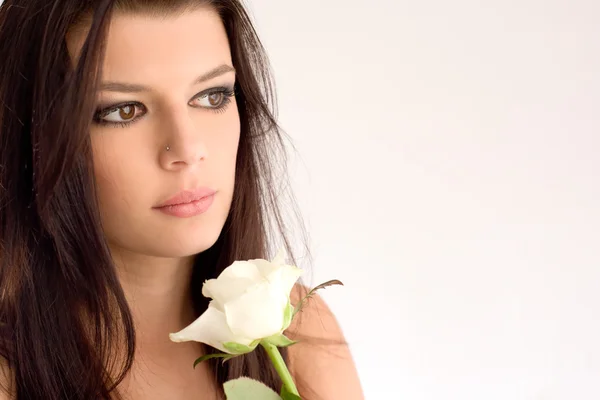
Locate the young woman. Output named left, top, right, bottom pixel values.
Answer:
left=0, top=0, right=363, bottom=398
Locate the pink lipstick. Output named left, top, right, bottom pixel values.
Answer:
left=153, top=187, right=216, bottom=218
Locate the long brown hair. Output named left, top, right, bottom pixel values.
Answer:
left=0, top=0, right=311, bottom=398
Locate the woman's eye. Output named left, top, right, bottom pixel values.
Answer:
left=93, top=88, right=233, bottom=127
left=99, top=104, right=145, bottom=123
left=192, top=91, right=228, bottom=108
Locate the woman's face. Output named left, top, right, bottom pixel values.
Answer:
left=68, top=8, right=240, bottom=259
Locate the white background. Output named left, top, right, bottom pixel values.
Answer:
left=248, top=1, right=600, bottom=399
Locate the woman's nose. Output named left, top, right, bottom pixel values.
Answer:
left=159, top=108, right=209, bottom=170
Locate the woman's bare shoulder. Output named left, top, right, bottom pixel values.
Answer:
left=286, top=283, right=365, bottom=399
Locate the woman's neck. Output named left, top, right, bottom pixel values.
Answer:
left=111, top=246, right=198, bottom=352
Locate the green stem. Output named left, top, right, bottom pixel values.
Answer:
left=260, top=341, right=299, bottom=396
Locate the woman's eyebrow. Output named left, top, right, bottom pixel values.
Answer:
left=98, top=64, right=236, bottom=93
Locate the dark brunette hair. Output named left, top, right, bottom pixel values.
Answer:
left=0, top=0, right=312, bottom=398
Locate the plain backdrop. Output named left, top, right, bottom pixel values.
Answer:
left=1, top=0, right=596, bottom=398
left=247, top=1, right=600, bottom=399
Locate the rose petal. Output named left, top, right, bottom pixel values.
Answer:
left=224, top=281, right=288, bottom=340
left=169, top=302, right=253, bottom=354
left=250, top=254, right=303, bottom=298
left=251, top=258, right=280, bottom=280
left=202, top=277, right=257, bottom=311
left=271, top=248, right=287, bottom=266
left=264, top=265, right=304, bottom=298
left=217, top=261, right=262, bottom=283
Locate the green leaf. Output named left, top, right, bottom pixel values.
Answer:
left=220, top=355, right=237, bottom=365
left=281, top=302, right=294, bottom=330
left=193, top=353, right=233, bottom=368
left=281, top=384, right=303, bottom=400
left=293, top=279, right=344, bottom=318
left=224, top=377, right=282, bottom=400
left=222, top=339, right=260, bottom=355
left=262, top=333, right=297, bottom=348
left=223, top=342, right=250, bottom=354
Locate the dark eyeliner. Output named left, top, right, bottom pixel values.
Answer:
left=194, top=85, right=235, bottom=100
left=191, top=86, right=236, bottom=114
left=93, top=86, right=236, bottom=128
left=93, top=101, right=146, bottom=127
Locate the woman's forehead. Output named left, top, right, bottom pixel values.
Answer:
left=66, top=8, right=232, bottom=87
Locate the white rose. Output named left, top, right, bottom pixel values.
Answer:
left=169, top=249, right=303, bottom=354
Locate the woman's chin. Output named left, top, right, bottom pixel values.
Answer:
left=148, top=236, right=220, bottom=258
left=107, top=235, right=219, bottom=260
left=106, top=217, right=227, bottom=259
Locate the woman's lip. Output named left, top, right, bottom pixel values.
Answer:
left=154, top=193, right=215, bottom=218
left=154, top=187, right=217, bottom=208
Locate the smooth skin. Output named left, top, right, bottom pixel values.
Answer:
left=0, top=6, right=364, bottom=400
